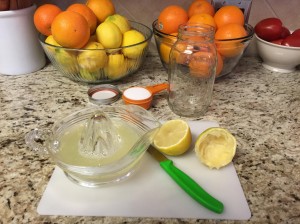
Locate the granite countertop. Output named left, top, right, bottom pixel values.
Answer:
left=0, top=53, right=299, bottom=223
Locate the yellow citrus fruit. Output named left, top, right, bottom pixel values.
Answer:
left=194, top=127, right=236, bottom=169
left=54, top=49, right=79, bottom=73
left=159, top=42, right=172, bottom=64
left=153, top=119, right=192, bottom=156
left=105, top=14, right=131, bottom=34
left=96, top=21, right=122, bottom=48
left=45, top=35, right=61, bottom=46
left=45, top=35, right=61, bottom=53
left=159, top=33, right=177, bottom=64
left=104, top=53, right=127, bottom=80
left=77, top=41, right=108, bottom=72
left=122, top=30, right=147, bottom=59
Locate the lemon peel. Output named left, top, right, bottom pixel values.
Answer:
left=194, top=127, right=236, bottom=169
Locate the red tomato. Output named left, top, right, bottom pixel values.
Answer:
left=254, top=18, right=282, bottom=41
left=292, top=29, right=300, bottom=37
left=271, top=39, right=283, bottom=45
left=282, top=34, right=300, bottom=47
left=280, top=26, right=290, bottom=39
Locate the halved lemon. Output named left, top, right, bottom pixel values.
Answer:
left=194, top=127, right=236, bottom=169
left=153, top=119, right=192, bottom=156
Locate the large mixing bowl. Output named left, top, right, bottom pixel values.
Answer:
left=39, top=21, right=153, bottom=83
left=25, top=105, right=161, bottom=187
left=152, top=20, right=254, bottom=78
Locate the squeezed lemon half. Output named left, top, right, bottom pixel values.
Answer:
left=194, top=127, right=236, bottom=169
left=153, top=119, right=192, bottom=156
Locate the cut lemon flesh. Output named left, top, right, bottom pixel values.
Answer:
left=153, top=119, right=192, bottom=156
left=194, top=127, right=236, bottom=169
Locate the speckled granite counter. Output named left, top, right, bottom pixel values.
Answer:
left=0, top=53, right=299, bottom=224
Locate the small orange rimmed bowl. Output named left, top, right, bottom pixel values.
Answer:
left=152, top=19, right=254, bottom=78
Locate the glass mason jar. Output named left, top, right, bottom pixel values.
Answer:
left=168, top=23, right=217, bottom=117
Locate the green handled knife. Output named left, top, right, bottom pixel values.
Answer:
left=147, top=145, right=224, bottom=214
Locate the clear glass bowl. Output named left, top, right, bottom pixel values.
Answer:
left=152, top=20, right=254, bottom=78
left=25, top=105, right=161, bottom=187
left=39, top=21, right=153, bottom=84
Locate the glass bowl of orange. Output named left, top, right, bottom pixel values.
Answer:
left=152, top=2, right=254, bottom=78
left=214, top=23, right=254, bottom=77
left=39, top=19, right=153, bottom=84
left=152, top=19, right=254, bottom=78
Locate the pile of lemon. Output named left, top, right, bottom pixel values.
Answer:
left=34, top=0, right=147, bottom=81
left=153, top=119, right=236, bottom=169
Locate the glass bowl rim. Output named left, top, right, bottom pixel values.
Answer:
left=152, top=19, right=254, bottom=42
left=39, top=20, right=153, bottom=51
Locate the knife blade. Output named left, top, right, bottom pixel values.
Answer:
left=147, top=145, right=224, bottom=214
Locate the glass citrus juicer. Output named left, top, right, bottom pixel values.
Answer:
left=25, top=105, right=161, bottom=187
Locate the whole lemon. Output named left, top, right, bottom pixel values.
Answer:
left=45, top=35, right=61, bottom=54
left=77, top=41, right=108, bottom=72
left=105, top=14, right=131, bottom=34
left=105, top=54, right=127, bottom=79
left=54, top=50, right=79, bottom=73
left=122, top=30, right=147, bottom=59
left=96, top=21, right=122, bottom=49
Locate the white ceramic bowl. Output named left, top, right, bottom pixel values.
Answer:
left=255, top=34, right=300, bottom=73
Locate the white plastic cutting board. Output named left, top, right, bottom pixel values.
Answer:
left=37, top=120, right=251, bottom=220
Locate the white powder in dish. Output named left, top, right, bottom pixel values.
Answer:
left=92, top=90, right=117, bottom=100
left=123, top=87, right=151, bottom=100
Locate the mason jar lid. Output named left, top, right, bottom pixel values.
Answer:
left=88, top=84, right=121, bottom=105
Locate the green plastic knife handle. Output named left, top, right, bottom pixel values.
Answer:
left=160, top=160, right=224, bottom=214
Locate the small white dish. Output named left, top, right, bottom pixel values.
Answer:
left=255, top=34, right=300, bottom=73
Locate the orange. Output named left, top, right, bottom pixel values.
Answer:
left=188, top=0, right=215, bottom=18
left=189, top=51, right=216, bottom=78
left=86, top=0, right=115, bottom=23
left=187, top=13, right=216, bottom=29
left=216, top=41, right=244, bottom=58
left=215, top=23, right=247, bottom=40
left=51, top=11, right=90, bottom=48
left=215, top=23, right=247, bottom=57
left=66, top=3, right=98, bottom=34
left=216, top=52, right=223, bottom=76
left=214, top=5, right=244, bottom=29
left=189, top=52, right=223, bottom=77
left=157, top=5, right=188, bottom=34
left=33, top=4, right=62, bottom=36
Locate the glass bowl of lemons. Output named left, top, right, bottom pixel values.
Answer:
left=39, top=20, right=153, bottom=83
left=152, top=19, right=254, bottom=78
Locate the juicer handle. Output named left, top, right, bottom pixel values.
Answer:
left=145, top=83, right=169, bottom=95
left=25, top=128, right=51, bottom=154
